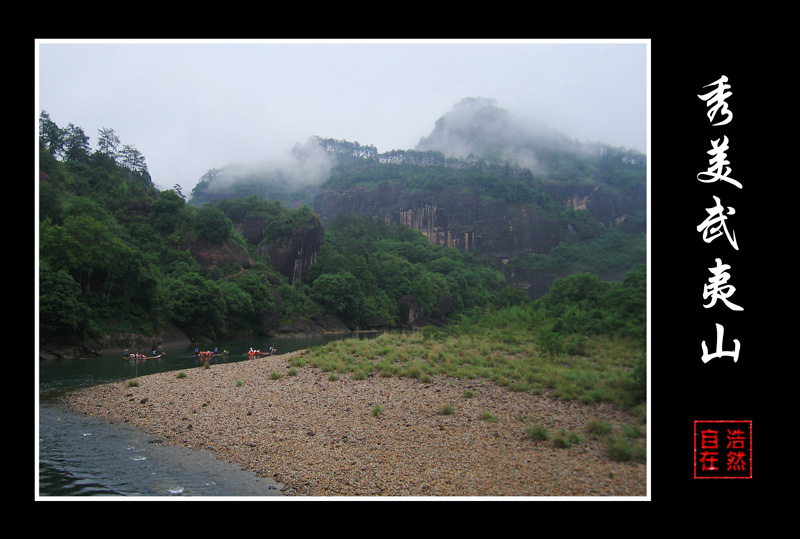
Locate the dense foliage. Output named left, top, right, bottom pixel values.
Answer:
left=38, top=115, right=506, bottom=346
left=296, top=264, right=647, bottom=408
left=451, top=264, right=647, bottom=404
left=322, top=158, right=559, bottom=209
left=303, top=215, right=505, bottom=326
left=38, top=113, right=280, bottom=343
left=509, top=224, right=646, bottom=276
left=456, top=265, right=646, bottom=342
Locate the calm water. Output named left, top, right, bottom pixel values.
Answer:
left=37, top=333, right=378, bottom=498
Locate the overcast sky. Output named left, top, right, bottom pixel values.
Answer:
left=36, top=39, right=648, bottom=193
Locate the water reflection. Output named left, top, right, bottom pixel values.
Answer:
left=39, top=332, right=382, bottom=395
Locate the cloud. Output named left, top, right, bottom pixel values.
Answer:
left=37, top=39, right=647, bottom=192
left=205, top=136, right=337, bottom=194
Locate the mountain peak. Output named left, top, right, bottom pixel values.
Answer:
left=416, top=97, right=573, bottom=170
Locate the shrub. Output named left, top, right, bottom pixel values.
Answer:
left=631, top=403, right=646, bottom=423
left=567, top=432, right=585, bottom=445
left=623, top=352, right=647, bottom=405
left=440, top=403, right=455, bottom=415
left=403, top=361, right=426, bottom=380
left=526, top=425, right=550, bottom=441
left=564, top=334, right=588, bottom=356
left=605, top=434, right=646, bottom=463
left=623, top=424, right=644, bottom=439
left=422, top=326, right=444, bottom=341
left=552, top=434, right=571, bottom=448
left=606, top=435, right=635, bottom=461
left=587, top=419, right=613, bottom=438
left=508, top=381, right=530, bottom=393
left=480, top=411, right=498, bottom=422
left=537, top=328, right=565, bottom=362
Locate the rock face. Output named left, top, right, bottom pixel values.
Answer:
left=261, top=223, right=324, bottom=286
left=314, top=182, right=566, bottom=261
left=313, top=177, right=645, bottom=300
left=237, top=213, right=325, bottom=286
left=181, top=212, right=324, bottom=286
left=548, top=181, right=647, bottom=233
left=183, top=238, right=254, bottom=273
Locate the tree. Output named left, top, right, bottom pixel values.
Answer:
left=39, top=111, right=64, bottom=159
left=119, top=144, right=148, bottom=174
left=59, top=215, right=134, bottom=298
left=542, top=273, right=610, bottom=316
left=492, top=286, right=528, bottom=309
left=150, top=189, right=186, bottom=234
left=195, top=205, right=231, bottom=244
left=96, top=127, right=121, bottom=160
left=310, top=272, right=363, bottom=323
left=234, top=272, right=275, bottom=317
left=63, top=123, right=91, bottom=163
left=537, top=328, right=565, bottom=362
left=218, top=280, right=255, bottom=335
left=39, top=261, right=86, bottom=341
left=162, top=272, right=225, bottom=338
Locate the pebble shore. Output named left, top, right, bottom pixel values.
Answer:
left=61, top=351, right=647, bottom=498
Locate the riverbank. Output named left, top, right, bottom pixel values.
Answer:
left=61, top=350, right=647, bottom=497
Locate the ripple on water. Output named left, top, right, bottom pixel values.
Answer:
left=38, top=402, right=283, bottom=497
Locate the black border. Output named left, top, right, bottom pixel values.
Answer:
left=653, top=35, right=774, bottom=501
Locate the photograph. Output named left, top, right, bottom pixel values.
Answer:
left=37, top=38, right=660, bottom=500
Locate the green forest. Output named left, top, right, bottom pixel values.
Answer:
left=37, top=111, right=646, bottom=388
left=38, top=114, right=511, bottom=346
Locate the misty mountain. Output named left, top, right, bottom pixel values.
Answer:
left=189, top=97, right=645, bottom=208
left=416, top=97, right=577, bottom=172
left=189, top=137, right=338, bottom=208
left=189, top=97, right=646, bottom=294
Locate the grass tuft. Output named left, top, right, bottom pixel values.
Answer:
left=525, top=424, right=550, bottom=441
left=439, top=402, right=455, bottom=415
left=480, top=410, right=497, bottom=422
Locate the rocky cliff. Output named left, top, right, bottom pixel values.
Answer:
left=314, top=178, right=642, bottom=263
left=259, top=221, right=324, bottom=286
left=183, top=237, right=254, bottom=273
left=314, top=182, right=564, bottom=261
left=237, top=213, right=325, bottom=285
left=186, top=99, right=646, bottom=304
left=180, top=209, right=323, bottom=287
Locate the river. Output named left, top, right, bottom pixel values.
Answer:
left=37, top=333, right=379, bottom=499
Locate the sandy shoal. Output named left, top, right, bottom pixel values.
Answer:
left=61, top=350, right=647, bottom=497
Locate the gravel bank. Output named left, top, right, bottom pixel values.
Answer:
left=61, top=351, right=647, bottom=497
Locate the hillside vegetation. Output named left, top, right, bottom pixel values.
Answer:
left=190, top=98, right=646, bottom=283
left=38, top=113, right=508, bottom=349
